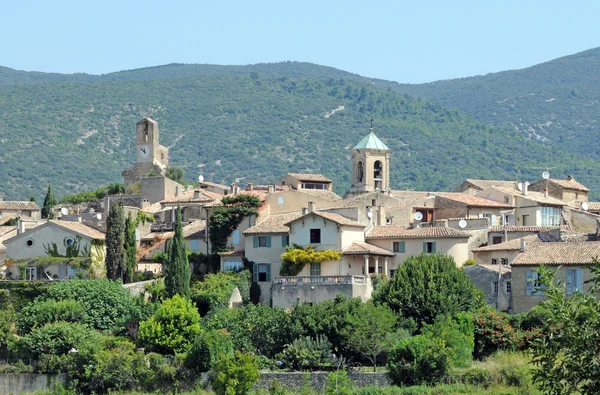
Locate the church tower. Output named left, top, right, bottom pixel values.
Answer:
left=347, top=123, right=391, bottom=196
left=122, top=118, right=169, bottom=186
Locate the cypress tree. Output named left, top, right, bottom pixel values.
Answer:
left=165, top=204, right=191, bottom=299
left=41, top=185, right=57, bottom=219
left=124, top=213, right=137, bottom=284
left=105, top=202, right=126, bottom=280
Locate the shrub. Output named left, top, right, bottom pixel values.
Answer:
left=520, top=305, right=552, bottom=331
left=191, top=270, right=251, bottom=315
left=185, top=329, right=234, bottom=373
left=324, top=370, right=355, bottom=395
left=421, top=316, right=473, bottom=368
left=276, top=336, right=333, bottom=371
left=452, top=367, right=493, bottom=388
left=137, top=294, right=201, bottom=354
left=38, top=279, right=136, bottom=332
left=472, top=307, right=519, bottom=359
left=16, top=299, right=86, bottom=335
left=213, top=350, right=260, bottom=395
left=388, top=335, right=450, bottom=386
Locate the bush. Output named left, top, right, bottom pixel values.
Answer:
left=421, top=316, right=473, bottom=368
left=185, top=329, right=234, bottom=373
left=451, top=367, right=493, bottom=388
left=388, top=335, right=450, bottom=386
left=213, top=350, right=260, bottom=395
left=16, top=299, right=86, bottom=335
left=276, top=336, right=333, bottom=371
left=324, top=370, right=355, bottom=395
left=520, top=305, right=552, bottom=331
left=137, top=294, right=201, bottom=354
left=13, top=322, right=102, bottom=359
left=191, top=270, right=251, bottom=315
left=472, top=308, right=520, bottom=359
left=38, top=279, right=136, bottom=332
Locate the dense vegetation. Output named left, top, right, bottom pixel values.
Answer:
left=3, top=57, right=600, bottom=200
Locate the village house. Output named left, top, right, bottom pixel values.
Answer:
left=528, top=176, right=589, bottom=203
left=452, top=179, right=519, bottom=195
left=434, top=193, right=514, bottom=227
left=464, top=263, right=512, bottom=313
left=0, top=198, right=41, bottom=221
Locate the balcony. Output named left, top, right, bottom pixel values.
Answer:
left=271, top=275, right=371, bottom=308
left=272, top=275, right=367, bottom=285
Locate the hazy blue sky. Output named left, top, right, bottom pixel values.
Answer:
left=2, top=0, right=599, bottom=83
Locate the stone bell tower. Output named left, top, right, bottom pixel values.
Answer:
left=122, top=118, right=169, bottom=186
left=347, top=121, right=391, bottom=196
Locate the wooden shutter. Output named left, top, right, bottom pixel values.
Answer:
left=266, top=264, right=271, bottom=282
left=432, top=242, right=436, bottom=253
left=266, top=236, right=271, bottom=248
left=232, top=230, right=240, bottom=245
left=253, top=236, right=258, bottom=248
left=399, top=241, right=405, bottom=253
left=566, top=270, right=573, bottom=295
left=252, top=263, right=258, bottom=282
left=526, top=271, right=533, bottom=296
left=576, top=269, right=583, bottom=293
left=423, top=242, right=427, bottom=253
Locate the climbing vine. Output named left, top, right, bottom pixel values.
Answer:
left=280, top=245, right=342, bottom=276
left=209, top=194, right=262, bottom=253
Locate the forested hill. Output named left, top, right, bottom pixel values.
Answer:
left=395, top=47, right=600, bottom=165
left=2, top=60, right=600, bottom=201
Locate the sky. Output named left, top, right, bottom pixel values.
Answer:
left=1, top=0, right=600, bottom=84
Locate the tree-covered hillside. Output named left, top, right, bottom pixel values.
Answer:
left=1, top=62, right=600, bottom=200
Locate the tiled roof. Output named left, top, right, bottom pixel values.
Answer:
left=464, top=179, right=518, bottom=191
left=353, top=131, right=390, bottom=150
left=297, top=189, right=343, bottom=201
left=493, top=186, right=566, bottom=206
left=0, top=216, right=17, bottom=226
left=244, top=211, right=303, bottom=235
left=389, top=191, right=437, bottom=199
left=0, top=201, right=40, bottom=211
left=199, top=181, right=230, bottom=190
left=284, top=211, right=364, bottom=228
left=50, top=220, right=105, bottom=240
left=161, top=189, right=214, bottom=204
left=287, top=173, right=332, bottom=182
left=489, top=226, right=563, bottom=233
left=0, top=226, right=16, bottom=238
left=183, top=220, right=206, bottom=239
left=141, top=202, right=164, bottom=214
left=464, top=263, right=512, bottom=274
left=366, top=226, right=470, bottom=239
left=561, top=233, right=600, bottom=242
left=437, top=193, right=513, bottom=208
left=571, top=201, right=600, bottom=211
left=588, top=202, right=600, bottom=211
left=472, top=235, right=541, bottom=252
left=512, top=242, right=600, bottom=266
left=343, top=242, right=395, bottom=256
left=547, top=178, right=590, bottom=192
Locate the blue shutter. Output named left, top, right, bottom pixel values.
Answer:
left=432, top=242, right=436, bottom=253
left=232, top=230, right=240, bottom=245
left=253, top=236, right=258, bottom=248
left=399, top=241, right=405, bottom=253
left=252, top=263, right=258, bottom=282
left=282, top=235, right=288, bottom=247
left=576, top=269, right=583, bottom=293
left=191, top=240, right=199, bottom=251
left=266, top=236, right=271, bottom=248
left=566, top=270, right=573, bottom=295
left=526, top=271, right=533, bottom=296
left=266, top=264, right=271, bottom=282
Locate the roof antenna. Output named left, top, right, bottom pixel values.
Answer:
left=370, top=117, right=374, bottom=131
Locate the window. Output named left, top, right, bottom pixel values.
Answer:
left=504, top=196, right=510, bottom=204
left=491, top=259, right=498, bottom=265
left=566, top=269, right=584, bottom=295
left=25, top=267, right=36, bottom=281
left=372, top=199, right=376, bottom=207
left=301, top=183, right=327, bottom=190
left=232, top=230, right=240, bottom=245
left=541, top=206, right=561, bottom=226
left=386, top=217, right=392, bottom=225
left=493, top=281, right=499, bottom=294
left=423, top=242, right=436, bottom=254
left=390, top=269, right=396, bottom=278
left=253, top=236, right=271, bottom=248
left=224, top=259, right=243, bottom=272
left=526, top=271, right=546, bottom=296
left=500, top=258, right=508, bottom=265
left=393, top=241, right=405, bottom=253
left=310, top=229, right=321, bottom=244
left=492, top=236, right=503, bottom=245
left=310, top=262, right=321, bottom=276
left=278, top=196, right=285, bottom=205
left=282, top=234, right=289, bottom=247
left=26, top=239, right=34, bottom=247
left=253, top=263, right=271, bottom=282
left=522, top=215, right=529, bottom=226
left=506, top=281, right=512, bottom=293
left=65, top=238, right=74, bottom=246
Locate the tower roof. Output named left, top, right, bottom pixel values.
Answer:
left=353, top=131, right=390, bottom=150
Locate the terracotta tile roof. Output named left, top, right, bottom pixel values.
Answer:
left=50, top=220, right=105, bottom=240
left=561, top=233, right=600, bottom=242
left=0, top=201, right=40, bottom=211
left=437, top=193, right=513, bottom=208
left=472, top=235, right=541, bottom=252
left=183, top=220, right=206, bottom=239
left=588, top=202, right=600, bottom=211
left=570, top=201, right=600, bottom=211
left=547, top=178, right=590, bottom=192
left=297, top=189, right=343, bottom=201
left=244, top=211, right=303, bottom=235
left=464, top=179, right=519, bottom=191
left=141, top=202, right=163, bottom=214
left=287, top=173, right=332, bottom=182
left=511, top=241, right=600, bottom=266
left=343, top=242, right=395, bottom=256
left=284, top=211, right=364, bottom=228
left=493, top=187, right=566, bottom=206
left=161, top=189, right=214, bottom=204
left=0, top=226, right=16, bottom=238
left=366, top=226, right=470, bottom=239
left=389, top=191, right=437, bottom=199
left=464, top=263, right=512, bottom=274
left=489, top=226, right=563, bottom=233
left=0, top=216, right=17, bottom=226
left=199, top=181, right=230, bottom=190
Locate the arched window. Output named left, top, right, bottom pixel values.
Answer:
left=374, top=161, right=383, bottom=190
left=357, top=161, right=364, bottom=183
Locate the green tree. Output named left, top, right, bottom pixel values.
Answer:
left=530, top=263, right=600, bottom=394
left=123, top=213, right=137, bottom=284
left=342, top=302, right=400, bottom=371
left=388, top=334, right=451, bottom=386
left=29, top=196, right=36, bottom=202
left=165, top=166, right=185, bottom=184
left=41, top=184, right=56, bottom=219
left=165, top=205, right=191, bottom=299
left=213, top=350, right=260, bottom=395
left=373, top=254, right=482, bottom=326
left=105, top=202, right=126, bottom=280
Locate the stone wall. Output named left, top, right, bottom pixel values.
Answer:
left=122, top=279, right=157, bottom=297
left=254, top=371, right=391, bottom=392
left=0, top=373, right=66, bottom=394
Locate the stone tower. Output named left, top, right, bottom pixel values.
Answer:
left=347, top=126, right=391, bottom=196
left=122, top=118, right=169, bottom=186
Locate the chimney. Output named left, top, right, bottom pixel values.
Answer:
left=171, top=207, right=176, bottom=223
left=230, top=183, right=239, bottom=196
left=520, top=238, right=527, bottom=252
left=77, top=216, right=82, bottom=223
left=376, top=206, right=386, bottom=226
left=567, top=175, right=574, bottom=181
left=246, top=182, right=253, bottom=191
left=0, top=195, right=3, bottom=202
left=141, top=199, right=150, bottom=208
left=302, top=207, right=307, bottom=215
left=193, top=190, right=201, bottom=199
left=522, top=181, right=529, bottom=196
left=544, top=188, right=549, bottom=197
left=307, top=202, right=315, bottom=213
left=175, top=186, right=180, bottom=197
left=17, top=219, right=25, bottom=235
left=268, top=183, right=275, bottom=194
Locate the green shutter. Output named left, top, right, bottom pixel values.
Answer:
left=399, top=241, right=405, bottom=253
left=253, top=263, right=258, bottom=282
left=432, top=242, right=436, bottom=253
left=266, top=264, right=271, bottom=282
left=266, top=236, right=271, bottom=248
left=253, top=236, right=258, bottom=248
left=423, top=242, right=427, bottom=253
left=282, top=235, right=286, bottom=247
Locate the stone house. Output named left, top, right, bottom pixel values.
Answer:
left=472, top=234, right=540, bottom=266
left=279, top=173, right=334, bottom=192
left=510, top=241, right=600, bottom=314
left=528, top=176, right=589, bottom=203
left=198, top=181, right=230, bottom=196
left=434, top=193, right=514, bottom=226
left=0, top=199, right=41, bottom=220
left=464, top=263, right=512, bottom=313
left=452, top=179, right=519, bottom=195
left=487, top=226, right=561, bottom=245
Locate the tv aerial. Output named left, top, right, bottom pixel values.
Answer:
left=414, top=212, right=423, bottom=221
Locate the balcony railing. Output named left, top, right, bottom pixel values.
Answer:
left=272, top=275, right=367, bottom=285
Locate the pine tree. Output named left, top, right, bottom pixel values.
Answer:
left=41, top=185, right=56, bottom=219
left=165, top=204, right=190, bottom=299
left=123, top=213, right=137, bottom=284
left=105, top=202, right=126, bottom=280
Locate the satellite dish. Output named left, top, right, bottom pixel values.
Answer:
left=542, top=171, right=550, bottom=180
left=414, top=212, right=423, bottom=221
left=582, top=202, right=589, bottom=211
left=367, top=211, right=373, bottom=219
left=517, top=182, right=523, bottom=191
left=198, top=175, right=205, bottom=182
left=60, top=207, right=68, bottom=216
left=458, top=219, right=468, bottom=229
left=96, top=213, right=102, bottom=220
